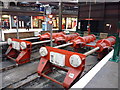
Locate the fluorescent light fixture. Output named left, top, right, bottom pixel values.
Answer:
left=2, top=15, right=9, bottom=18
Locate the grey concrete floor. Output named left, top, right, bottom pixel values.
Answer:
left=85, top=61, right=118, bottom=88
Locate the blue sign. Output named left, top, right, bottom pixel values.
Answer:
left=39, top=6, right=44, bottom=12
left=42, top=22, right=46, bottom=31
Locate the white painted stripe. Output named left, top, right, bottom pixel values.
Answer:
left=71, top=50, right=114, bottom=88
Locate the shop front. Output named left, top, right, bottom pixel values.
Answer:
left=1, top=15, right=77, bottom=31
left=66, top=17, right=77, bottom=30
left=32, top=16, right=44, bottom=29
left=52, top=16, right=77, bottom=30
left=11, top=16, right=31, bottom=29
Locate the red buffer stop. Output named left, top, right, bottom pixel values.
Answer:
left=38, top=32, right=65, bottom=40
left=6, top=38, right=32, bottom=64
left=37, top=36, right=116, bottom=88
left=37, top=46, right=86, bottom=88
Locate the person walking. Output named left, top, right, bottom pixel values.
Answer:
left=26, top=22, right=30, bottom=31
left=3, top=21, right=8, bottom=30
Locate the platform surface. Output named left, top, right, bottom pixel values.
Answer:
left=85, top=61, right=118, bottom=88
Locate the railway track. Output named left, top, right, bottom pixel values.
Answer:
left=6, top=72, right=38, bottom=88
left=2, top=55, right=98, bottom=89
left=1, top=60, right=39, bottom=89
left=0, top=56, right=40, bottom=72
left=1, top=42, right=100, bottom=89
left=5, top=68, right=66, bottom=89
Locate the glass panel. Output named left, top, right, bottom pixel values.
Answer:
left=11, top=16, right=31, bottom=29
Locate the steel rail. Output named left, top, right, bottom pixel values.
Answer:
left=21, top=37, right=40, bottom=40
left=54, top=42, right=73, bottom=48
left=0, top=37, right=40, bottom=46
left=32, top=39, right=55, bottom=45
left=84, top=47, right=100, bottom=56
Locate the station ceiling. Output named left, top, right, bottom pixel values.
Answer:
left=1, top=0, right=119, bottom=2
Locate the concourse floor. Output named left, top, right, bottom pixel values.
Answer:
left=85, top=61, right=119, bottom=88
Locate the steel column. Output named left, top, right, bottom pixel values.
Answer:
left=58, top=2, right=62, bottom=31
left=31, top=16, right=33, bottom=29
left=9, top=15, right=12, bottom=29
left=110, top=34, right=120, bottom=62
left=76, top=2, right=80, bottom=31
left=16, top=16, right=19, bottom=39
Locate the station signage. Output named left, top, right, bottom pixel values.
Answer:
left=39, top=6, right=45, bottom=13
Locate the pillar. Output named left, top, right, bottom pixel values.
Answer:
left=31, top=16, right=33, bottom=29
left=58, top=2, right=62, bottom=32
